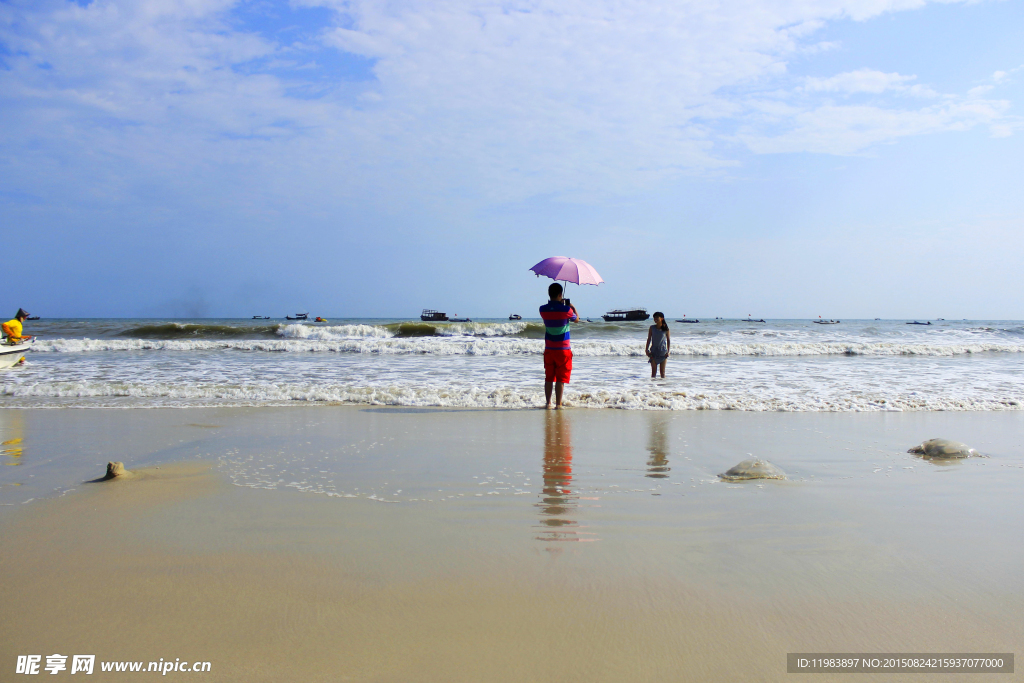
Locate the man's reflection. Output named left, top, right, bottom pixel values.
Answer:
left=646, top=413, right=670, bottom=479
left=535, top=411, right=586, bottom=542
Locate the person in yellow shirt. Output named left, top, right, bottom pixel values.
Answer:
left=2, top=309, right=32, bottom=345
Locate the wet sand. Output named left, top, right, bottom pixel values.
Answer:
left=1, top=407, right=1022, bottom=681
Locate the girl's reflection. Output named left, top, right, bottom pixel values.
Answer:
left=646, top=413, right=670, bottom=479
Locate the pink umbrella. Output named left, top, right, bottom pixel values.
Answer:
left=529, top=257, right=604, bottom=291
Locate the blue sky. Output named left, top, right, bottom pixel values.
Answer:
left=1, top=0, right=1021, bottom=318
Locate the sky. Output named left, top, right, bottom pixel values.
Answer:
left=1, top=0, right=1022, bottom=319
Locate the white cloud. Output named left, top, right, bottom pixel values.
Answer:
left=0, top=0, right=1014, bottom=209
left=802, top=69, right=918, bottom=94
left=738, top=99, right=1012, bottom=154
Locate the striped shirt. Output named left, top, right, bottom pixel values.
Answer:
left=539, top=301, right=578, bottom=350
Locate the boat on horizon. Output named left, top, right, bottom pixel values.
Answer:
left=813, top=319, right=840, bottom=325
left=286, top=313, right=309, bottom=320
left=676, top=318, right=700, bottom=323
left=907, top=321, right=932, bottom=325
left=743, top=318, right=766, bottom=323
left=602, top=307, right=649, bottom=322
left=509, top=314, right=522, bottom=320
left=421, top=309, right=449, bottom=322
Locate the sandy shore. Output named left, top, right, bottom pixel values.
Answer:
left=1, top=407, right=1022, bottom=680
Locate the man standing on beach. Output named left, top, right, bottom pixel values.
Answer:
left=540, top=283, right=578, bottom=409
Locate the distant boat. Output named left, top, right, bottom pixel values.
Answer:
left=252, top=315, right=270, bottom=319
left=907, top=321, right=931, bottom=325
left=314, top=317, right=328, bottom=323
left=813, top=320, right=840, bottom=325
left=743, top=318, right=766, bottom=323
left=509, top=314, right=522, bottom=320
left=286, top=313, right=309, bottom=320
left=449, top=317, right=472, bottom=323
left=675, top=319, right=700, bottom=323
left=421, top=310, right=448, bottom=321
left=602, top=308, right=649, bottom=322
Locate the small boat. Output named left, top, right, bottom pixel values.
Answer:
left=675, top=319, right=700, bottom=323
left=0, top=341, right=31, bottom=369
left=286, top=313, right=309, bottom=320
left=421, top=309, right=448, bottom=322
left=743, top=318, right=766, bottom=323
left=314, top=317, right=328, bottom=323
left=602, top=308, right=649, bottom=322
left=26, top=316, right=40, bottom=321
left=508, top=314, right=522, bottom=320
left=252, top=315, right=270, bottom=319
left=907, top=321, right=931, bottom=325
left=813, top=320, right=840, bottom=325
left=449, top=317, right=472, bottom=323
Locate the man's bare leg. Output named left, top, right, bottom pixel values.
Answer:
left=554, top=381, right=564, bottom=409
left=545, top=380, right=554, bottom=409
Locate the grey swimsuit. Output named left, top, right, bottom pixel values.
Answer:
left=649, top=326, right=668, bottom=363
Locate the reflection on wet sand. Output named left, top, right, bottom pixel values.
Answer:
left=645, top=413, right=670, bottom=479
left=535, top=412, right=597, bottom=543
left=1, top=411, right=25, bottom=466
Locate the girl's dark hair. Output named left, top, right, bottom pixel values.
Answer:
left=653, top=311, right=668, bottom=332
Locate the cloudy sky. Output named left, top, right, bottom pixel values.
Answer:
left=1, top=0, right=1021, bottom=318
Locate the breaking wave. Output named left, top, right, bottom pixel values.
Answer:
left=117, top=321, right=545, bottom=341
left=122, top=323, right=282, bottom=339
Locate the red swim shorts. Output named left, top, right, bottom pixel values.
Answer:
left=544, top=349, right=573, bottom=383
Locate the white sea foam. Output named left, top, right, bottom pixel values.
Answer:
left=31, top=337, right=1024, bottom=357
left=3, top=380, right=1022, bottom=412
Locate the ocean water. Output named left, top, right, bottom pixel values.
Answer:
left=2, top=317, right=1024, bottom=411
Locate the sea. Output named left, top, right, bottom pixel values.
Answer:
left=3, top=317, right=1024, bottom=411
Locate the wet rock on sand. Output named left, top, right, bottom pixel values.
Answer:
left=908, top=439, right=985, bottom=459
left=719, top=457, right=786, bottom=481
left=100, top=461, right=131, bottom=480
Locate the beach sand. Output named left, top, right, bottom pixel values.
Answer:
left=1, top=406, right=1022, bottom=681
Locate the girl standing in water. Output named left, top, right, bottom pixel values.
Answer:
left=645, top=312, right=670, bottom=378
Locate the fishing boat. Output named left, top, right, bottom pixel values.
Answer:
left=675, top=319, right=700, bottom=323
left=421, top=309, right=449, bottom=322
left=0, top=341, right=31, bottom=369
left=252, top=315, right=270, bottom=319
left=907, top=321, right=931, bottom=325
left=743, top=318, right=766, bottom=323
left=449, top=316, right=472, bottom=323
left=602, top=308, right=649, bottom=322
left=813, top=319, right=840, bottom=325
left=26, top=316, right=40, bottom=321
left=286, top=313, right=309, bottom=320
left=508, top=314, right=522, bottom=320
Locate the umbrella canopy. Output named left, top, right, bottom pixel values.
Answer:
left=529, top=257, right=604, bottom=286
